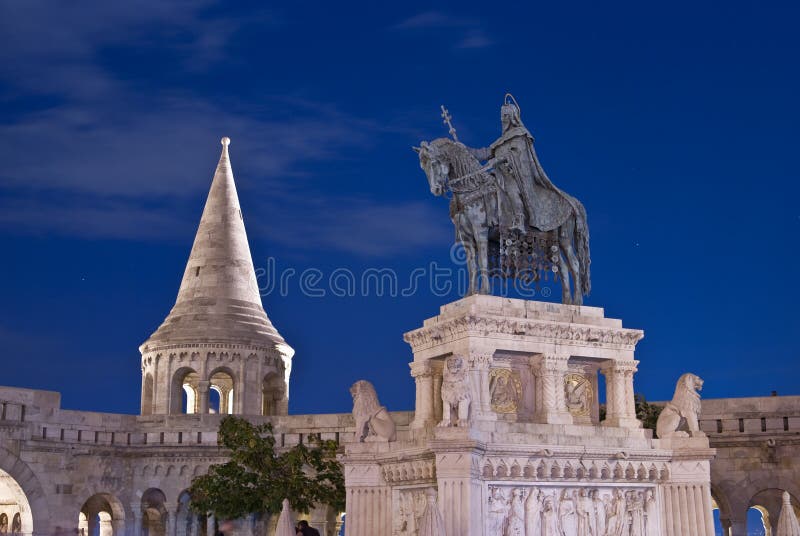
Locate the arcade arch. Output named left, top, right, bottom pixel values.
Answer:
left=79, top=493, right=125, bottom=536
left=0, top=467, right=33, bottom=536
left=141, top=488, right=167, bottom=536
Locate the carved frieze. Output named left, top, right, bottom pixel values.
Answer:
left=403, top=315, right=643, bottom=353
left=486, top=484, right=659, bottom=536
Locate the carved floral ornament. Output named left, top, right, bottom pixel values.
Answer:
left=403, top=315, right=643, bottom=353
left=381, top=459, right=437, bottom=484
left=481, top=456, right=670, bottom=483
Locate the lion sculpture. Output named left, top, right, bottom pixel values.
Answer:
left=350, top=380, right=396, bottom=442
left=439, top=356, right=472, bottom=427
left=656, top=373, right=705, bottom=439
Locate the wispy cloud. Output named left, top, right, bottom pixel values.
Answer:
left=254, top=197, right=450, bottom=257
left=0, top=2, right=446, bottom=256
left=392, top=11, right=492, bottom=50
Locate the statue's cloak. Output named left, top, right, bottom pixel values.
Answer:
left=491, top=126, right=576, bottom=232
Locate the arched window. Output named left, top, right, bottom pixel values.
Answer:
left=209, top=370, right=234, bottom=414
left=262, top=373, right=283, bottom=416
left=141, top=373, right=154, bottom=415
left=171, top=368, right=199, bottom=414
left=182, top=384, right=197, bottom=415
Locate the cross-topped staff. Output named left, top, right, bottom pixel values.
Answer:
left=440, top=105, right=459, bottom=141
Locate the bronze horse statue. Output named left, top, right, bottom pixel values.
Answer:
left=416, top=136, right=591, bottom=304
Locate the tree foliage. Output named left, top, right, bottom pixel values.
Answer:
left=634, top=394, right=664, bottom=435
left=188, top=416, right=345, bottom=520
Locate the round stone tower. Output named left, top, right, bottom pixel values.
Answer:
left=139, top=138, right=293, bottom=416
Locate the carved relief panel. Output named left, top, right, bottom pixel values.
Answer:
left=393, top=486, right=437, bottom=536
left=489, top=368, right=522, bottom=414
left=565, top=360, right=601, bottom=424
left=564, top=373, right=592, bottom=418
left=485, top=484, right=659, bottom=536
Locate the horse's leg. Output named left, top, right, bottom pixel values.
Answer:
left=559, top=217, right=583, bottom=305
left=469, top=206, right=490, bottom=294
left=457, top=215, right=479, bottom=295
left=556, top=233, right=572, bottom=304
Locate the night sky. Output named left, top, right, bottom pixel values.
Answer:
left=0, top=1, right=798, bottom=417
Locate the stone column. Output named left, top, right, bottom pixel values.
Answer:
left=434, top=449, right=484, bottom=536
left=130, top=504, right=142, bottom=536
left=531, top=354, right=572, bottom=424
left=660, top=483, right=716, bottom=536
left=188, top=515, right=200, bottom=536
left=164, top=503, right=176, bottom=536
left=110, top=518, right=124, bottom=536
left=206, top=514, right=215, bottom=536
left=410, top=361, right=435, bottom=428
left=600, top=359, right=641, bottom=428
left=345, top=486, right=391, bottom=536
left=727, top=510, right=749, bottom=536
left=467, top=352, right=496, bottom=422
left=197, top=381, right=210, bottom=414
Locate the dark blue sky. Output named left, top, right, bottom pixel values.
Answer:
left=0, top=1, right=798, bottom=415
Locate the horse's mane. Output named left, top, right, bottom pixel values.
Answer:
left=430, top=138, right=481, bottom=178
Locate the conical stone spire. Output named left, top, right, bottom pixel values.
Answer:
left=139, top=138, right=292, bottom=416
left=143, top=137, right=286, bottom=349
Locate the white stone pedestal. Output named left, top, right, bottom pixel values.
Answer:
left=341, top=296, right=716, bottom=536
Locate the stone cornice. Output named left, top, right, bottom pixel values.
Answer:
left=403, top=314, right=644, bottom=353
left=140, top=341, right=282, bottom=355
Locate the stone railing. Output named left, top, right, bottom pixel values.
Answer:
left=0, top=387, right=414, bottom=448
left=698, top=396, right=800, bottom=436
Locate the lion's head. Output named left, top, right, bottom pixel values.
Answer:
left=350, top=380, right=381, bottom=418
left=671, top=372, right=703, bottom=414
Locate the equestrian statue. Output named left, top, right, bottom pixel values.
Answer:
left=414, top=95, right=591, bottom=304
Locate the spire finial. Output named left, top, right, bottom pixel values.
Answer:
left=221, top=136, right=231, bottom=147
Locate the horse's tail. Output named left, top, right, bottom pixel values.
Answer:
left=574, top=201, right=591, bottom=296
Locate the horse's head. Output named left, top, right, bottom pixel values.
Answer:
left=413, top=139, right=450, bottom=197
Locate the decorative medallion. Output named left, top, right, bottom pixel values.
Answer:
left=564, top=373, right=593, bottom=417
left=489, top=368, right=522, bottom=413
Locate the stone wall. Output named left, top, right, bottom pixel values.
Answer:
left=0, top=385, right=412, bottom=536
left=700, top=395, right=800, bottom=536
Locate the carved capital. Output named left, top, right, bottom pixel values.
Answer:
left=409, top=361, right=434, bottom=378
left=467, top=351, right=493, bottom=369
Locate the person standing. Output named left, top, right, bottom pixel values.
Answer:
left=297, top=520, right=320, bottom=536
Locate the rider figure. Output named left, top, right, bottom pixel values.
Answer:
left=468, top=95, right=572, bottom=233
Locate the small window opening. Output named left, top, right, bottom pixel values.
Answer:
left=716, top=420, right=722, bottom=433
left=761, top=418, right=766, bottom=432
left=738, top=418, right=744, bottom=432
left=195, top=267, right=201, bottom=277
left=784, top=417, right=789, bottom=431
left=42, top=427, right=47, bottom=439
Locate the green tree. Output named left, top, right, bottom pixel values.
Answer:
left=188, top=416, right=345, bottom=520
left=634, top=394, right=664, bottom=435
